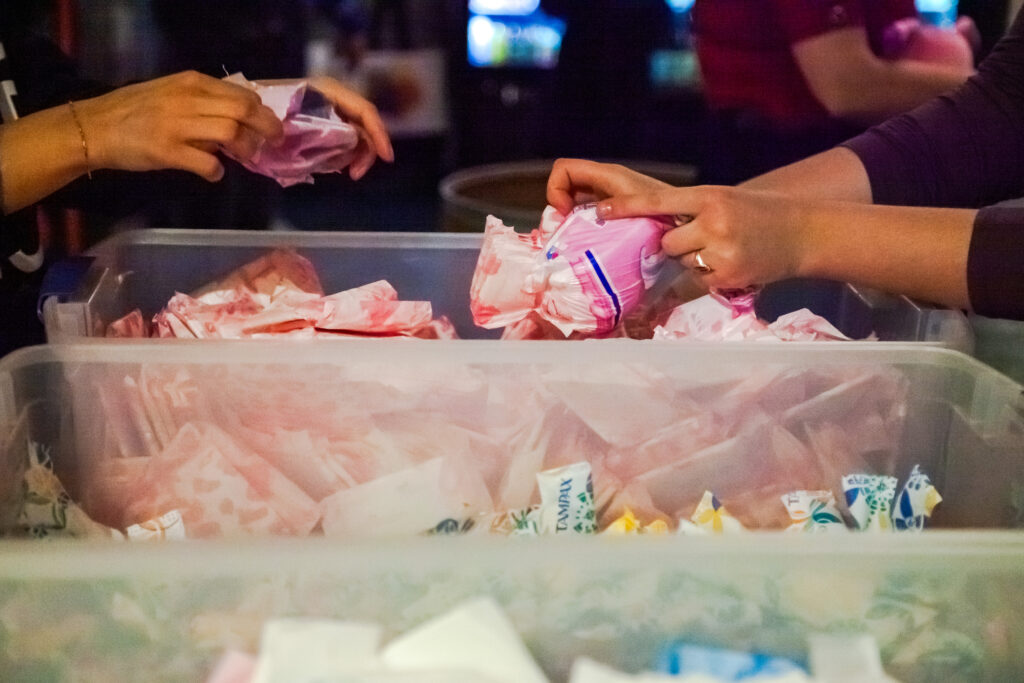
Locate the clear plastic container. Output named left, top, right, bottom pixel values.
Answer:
left=0, top=342, right=1022, bottom=682
left=40, top=229, right=974, bottom=351
left=970, top=313, right=1024, bottom=385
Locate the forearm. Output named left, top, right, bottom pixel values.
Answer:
left=798, top=200, right=974, bottom=309
left=0, top=103, right=90, bottom=214
left=841, top=11, right=1024, bottom=209
left=828, top=59, right=970, bottom=124
left=740, top=147, right=873, bottom=203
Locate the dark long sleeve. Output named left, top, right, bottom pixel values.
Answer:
left=843, top=9, right=1024, bottom=209
left=842, top=9, right=1024, bottom=320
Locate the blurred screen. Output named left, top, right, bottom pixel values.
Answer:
left=468, top=0, right=540, bottom=15
left=466, top=9, right=565, bottom=68
left=664, top=0, right=695, bottom=13
left=916, top=0, right=958, bottom=26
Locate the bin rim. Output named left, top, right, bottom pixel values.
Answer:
left=85, top=229, right=485, bottom=254
left=2, top=340, right=1017, bottom=390
left=1, top=531, right=1023, bottom=580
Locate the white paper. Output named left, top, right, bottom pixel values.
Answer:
left=251, top=619, right=382, bottom=683
left=382, top=597, right=548, bottom=683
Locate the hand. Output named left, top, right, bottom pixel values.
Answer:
left=307, top=75, right=394, bottom=180
left=75, top=71, right=285, bottom=182
left=596, top=186, right=812, bottom=289
left=546, top=158, right=671, bottom=216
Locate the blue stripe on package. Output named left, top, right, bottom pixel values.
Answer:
left=658, top=643, right=806, bottom=679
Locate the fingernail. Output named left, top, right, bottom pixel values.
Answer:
left=596, top=202, right=612, bottom=218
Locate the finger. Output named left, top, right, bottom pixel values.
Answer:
left=546, top=158, right=602, bottom=215
left=184, top=117, right=262, bottom=161
left=348, top=133, right=376, bottom=181
left=172, top=146, right=225, bottom=182
left=660, top=218, right=704, bottom=257
left=598, top=186, right=705, bottom=222
left=311, top=77, right=394, bottom=162
left=193, top=80, right=284, bottom=143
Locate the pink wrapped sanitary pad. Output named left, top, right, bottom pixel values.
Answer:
left=470, top=204, right=666, bottom=337
left=654, top=288, right=853, bottom=342
left=223, top=73, right=360, bottom=187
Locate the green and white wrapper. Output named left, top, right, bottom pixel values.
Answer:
left=536, top=462, right=597, bottom=534
left=781, top=490, right=846, bottom=532
left=425, top=506, right=541, bottom=536
left=17, top=442, right=122, bottom=540
left=842, top=474, right=898, bottom=532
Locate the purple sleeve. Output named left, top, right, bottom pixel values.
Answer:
left=968, top=206, right=1024, bottom=319
left=842, top=9, right=1024, bottom=319
left=842, top=9, right=1024, bottom=208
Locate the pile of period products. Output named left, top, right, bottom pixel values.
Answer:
left=9, top=438, right=938, bottom=541
left=28, top=335, right=922, bottom=539
left=103, top=214, right=862, bottom=343
left=426, top=462, right=940, bottom=538
left=105, top=249, right=457, bottom=340
left=469, top=205, right=861, bottom=342
left=206, top=597, right=898, bottom=683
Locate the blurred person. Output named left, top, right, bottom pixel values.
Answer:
left=0, top=1, right=391, bottom=355
left=694, top=0, right=977, bottom=183
left=543, top=5, right=1024, bottom=321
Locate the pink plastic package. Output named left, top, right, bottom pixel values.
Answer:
left=470, top=204, right=666, bottom=337
left=222, top=73, right=360, bottom=187
left=108, top=249, right=448, bottom=340
left=653, top=287, right=854, bottom=342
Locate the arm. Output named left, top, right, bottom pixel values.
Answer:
left=739, top=147, right=873, bottom=203
left=1, top=71, right=283, bottom=215
left=841, top=8, right=1024, bottom=209
left=793, top=28, right=972, bottom=125
left=595, top=186, right=975, bottom=311
left=727, top=9, right=1024, bottom=205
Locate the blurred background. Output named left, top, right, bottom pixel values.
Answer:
left=21, top=0, right=1024, bottom=245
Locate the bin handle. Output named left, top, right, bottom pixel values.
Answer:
left=37, top=256, right=95, bottom=322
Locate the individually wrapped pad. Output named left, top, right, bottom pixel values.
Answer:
left=223, top=73, right=360, bottom=187
left=471, top=204, right=665, bottom=336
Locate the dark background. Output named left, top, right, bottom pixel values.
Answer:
left=28, top=0, right=1022, bottom=239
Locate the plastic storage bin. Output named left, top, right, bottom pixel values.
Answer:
left=0, top=342, right=1022, bottom=682
left=41, top=229, right=973, bottom=350
left=970, top=313, right=1024, bottom=385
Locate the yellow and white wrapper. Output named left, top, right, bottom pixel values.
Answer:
left=602, top=507, right=669, bottom=535
left=678, top=491, right=745, bottom=534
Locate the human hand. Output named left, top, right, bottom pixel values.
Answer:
left=75, top=70, right=285, bottom=182
left=596, top=186, right=812, bottom=289
left=307, top=75, right=394, bottom=180
left=546, top=158, right=671, bottom=216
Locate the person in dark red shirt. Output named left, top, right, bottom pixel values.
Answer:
left=694, top=0, right=975, bottom=182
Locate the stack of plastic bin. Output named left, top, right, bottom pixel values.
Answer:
left=0, top=229, right=1014, bottom=683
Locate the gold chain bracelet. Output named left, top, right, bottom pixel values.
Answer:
left=67, top=100, right=93, bottom=179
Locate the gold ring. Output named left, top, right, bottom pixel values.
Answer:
left=693, top=250, right=713, bottom=274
